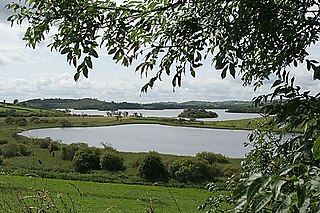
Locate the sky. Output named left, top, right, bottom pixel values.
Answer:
left=0, top=1, right=319, bottom=103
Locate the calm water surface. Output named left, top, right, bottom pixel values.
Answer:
left=21, top=124, right=251, bottom=158
left=69, top=109, right=261, bottom=121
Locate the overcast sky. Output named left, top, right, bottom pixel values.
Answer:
left=0, top=1, right=319, bottom=103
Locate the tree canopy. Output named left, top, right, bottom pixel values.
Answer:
left=6, top=0, right=320, bottom=89
left=6, top=0, right=320, bottom=212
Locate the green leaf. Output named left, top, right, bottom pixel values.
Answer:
left=252, top=192, right=272, bottom=212
left=313, top=66, right=320, bottom=80
left=245, top=176, right=271, bottom=210
left=272, top=79, right=282, bottom=88
left=74, top=72, right=80, bottom=81
left=272, top=196, right=291, bottom=213
left=271, top=176, right=287, bottom=200
left=296, top=179, right=306, bottom=208
left=229, top=63, right=236, bottom=78
left=233, top=182, right=249, bottom=210
left=299, top=198, right=310, bottom=213
left=90, top=49, right=99, bottom=58
left=108, top=48, right=116, bottom=55
left=61, top=48, right=70, bottom=55
left=72, top=57, right=77, bottom=68
left=190, top=67, right=196, bottom=78
left=221, top=67, right=227, bottom=79
left=86, top=57, right=93, bottom=69
left=312, top=136, right=320, bottom=160
left=83, top=66, right=89, bottom=78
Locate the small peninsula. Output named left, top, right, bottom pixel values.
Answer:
left=178, top=109, right=218, bottom=118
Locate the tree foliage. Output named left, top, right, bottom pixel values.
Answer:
left=178, top=109, right=218, bottom=118
left=100, top=150, right=125, bottom=171
left=6, top=0, right=320, bottom=89
left=73, top=147, right=100, bottom=173
left=5, top=0, right=320, bottom=212
left=169, top=157, right=213, bottom=183
left=138, top=151, right=169, bottom=182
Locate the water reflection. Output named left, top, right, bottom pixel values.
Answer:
left=21, top=124, right=252, bottom=158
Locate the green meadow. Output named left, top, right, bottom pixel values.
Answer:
left=0, top=175, right=212, bottom=212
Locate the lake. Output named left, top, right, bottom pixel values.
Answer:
left=21, top=124, right=252, bottom=158
left=68, top=108, right=261, bottom=121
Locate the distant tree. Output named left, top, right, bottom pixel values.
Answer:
left=13, top=99, right=19, bottom=105
left=196, top=151, right=230, bottom=164
left=100, top=150, right=125, bottom=171
left=73, top=147, right=100, bottom=173
left=169, top=157, right=211, bottom=183
left=178, top=109, right=218, bottom=119
left=139, top=152, right=168, bottom=182
left=61, top=143, right=88, bottom=161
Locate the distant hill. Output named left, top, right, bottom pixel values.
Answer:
left=0, top=103, right=66, bottom=117
left=21, top=98, right=261, bottom=113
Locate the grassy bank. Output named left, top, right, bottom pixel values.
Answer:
left=0, top=175, right=211, bottom=212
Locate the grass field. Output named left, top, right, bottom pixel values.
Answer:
left=0, top=103, right=65, bottom=116
left=0, top=175, right=211, bottom=212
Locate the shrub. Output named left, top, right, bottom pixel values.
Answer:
left=15, top=118, right=28, bottom=126
left=0, top=139, right=9, bottom=145
left=4, top=116, right=15, bottom=124
left=139, top=152, right=169, bottom=182
left=48, top=141, right=60, bottom=153
left=100, top=150, right=125, bottom=171
left=60, top=119, right=71, bottom=127
left=0, top=157, right=4, bottom=165
left=196, top=151, right=230, bottom=164
left=18, top=144, right=32, bottom=156
left=73, top=147, right=100, bottom=173
left=169, top=157, right=211, bottom=182
left=30, top=116, right=41, bottom=124
left=61, top=143, right=88, bottom=161
left=38, top=137, right=52, bottom=149
left=4, top=117, right=27, bottom=126
left=222, top=164, right=242, bottom=178
left=0, top=143, right=19, bottom=158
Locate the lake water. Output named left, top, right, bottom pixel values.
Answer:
left=21, top=124, right=252, bottom=158
left=68, top=108, right=261, bottom=121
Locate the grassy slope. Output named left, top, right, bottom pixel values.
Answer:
left=0, top=103, right=53, bottom=113
left=0, top=175, right=211, bottom=212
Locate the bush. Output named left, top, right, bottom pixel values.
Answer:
left=30, top=116, right=41, bottom=124
left=0, top=157, right=4, bottom=165
left=18, top=144, right=32, bottom=156
left=0, top=143, right=19, bottom=158
left=61, top=143, right=88, bottom=161
left=4, top=117, right=27, bottom=126
left=0, top=139, right=9, bottom=145
left=60, top=119, right=71, bottom=127
left=196, top=151, right=230, bottom=164
left=100, top=150, right=125, bottom=171
left=222, top=164, right=241, bottom=178
left=169, top=157, right=211, bottom=182
left=15, top=118, right=28, bottom=126
left=4, top=116, right=15, bottom=124
left=48, top=141, right=60, bottom=153
left=73, top=147, right=100, bottom=173
left=139, top=152, right=169, bottom=182
left=38, top=137, right=52, bottom=149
